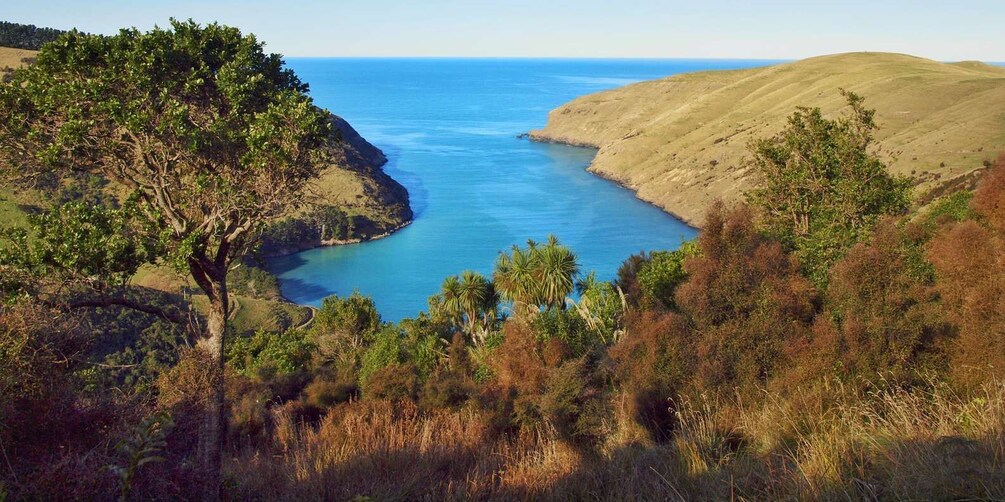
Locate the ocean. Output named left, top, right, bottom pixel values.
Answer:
left=266, top=58, right=778, bottom=320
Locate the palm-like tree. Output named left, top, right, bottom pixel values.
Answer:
left=493, top=245, right=536, bottom=306
left=436, top=271, right=498, bottom=344
left=535, top=237, right=579, bottom=310
left=493, top=235, right=580, bottom=315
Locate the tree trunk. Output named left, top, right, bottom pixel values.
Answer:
left=191, top=262, right=229, bottom=501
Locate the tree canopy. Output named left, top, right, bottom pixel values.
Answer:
left=0, top=19, right=338, bottom=496
left=748, top=91, right=911, bottom=285
left=0, top=21, right=67, bottom=50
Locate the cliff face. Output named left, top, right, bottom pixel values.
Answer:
left=530, top=53, right=1005, bottom=226
left=255, top=115, right=412, bottom=256
left=323, top=115, right=412, bottom=234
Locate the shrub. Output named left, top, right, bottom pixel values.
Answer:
left=748, top=91, right=911, bottom=285
left=226, top=328, right=314, bottom=385
left=675, top=203, right=816, bottom=393
left=359, top=325, right=405, bottom=389
left=312, top=292, right=382, bottom=368
left=610, top=311, right=693, bottom=440
left=815, top=219, right=950, bottom=384
left=634, top=241, right=700, bottom=310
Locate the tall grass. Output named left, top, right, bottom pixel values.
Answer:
left=226, top=380, right=1004, bottom=500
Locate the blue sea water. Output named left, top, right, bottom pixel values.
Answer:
left=267, top=58, right=778, bottom=321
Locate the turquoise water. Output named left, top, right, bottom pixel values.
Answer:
left=267, top=58, right=777, bottom=320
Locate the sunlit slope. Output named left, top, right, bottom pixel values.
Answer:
left=0, top=46, right=33, bottom=69
left=531, top=52, right=1005, bottom=225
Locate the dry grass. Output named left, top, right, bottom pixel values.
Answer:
left=0, top=46, right=35, bottom=71
left=226, top=381, right=1005, bottom=500
left=531, top=52, right=1005, bottom=225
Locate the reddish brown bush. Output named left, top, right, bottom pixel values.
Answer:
left=675, top=202, right=817, bottom=393
left=971, top=153, right=1005, bottom=234
left=929, top=177, right=1005, bottom=386
left=812, top=219, right=949, bottom=384
left=420, top=333, right=476, bottom=411
left=610, top=310, right=693, bottom=440
left=364, top=362, right=420, bottom=402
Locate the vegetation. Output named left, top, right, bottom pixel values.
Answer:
left=0, top=20, right=335, bottom=496
left=0, top=20, right=67, bottom=50
left=749, top=91, right=911, bottom=284
left=1, top=21, right=1004, bottom=500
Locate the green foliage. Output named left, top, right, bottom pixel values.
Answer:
left=259, top=206, right=355, bottom=255
left=227, top=328, right=314, bottom=378
left=924, top=190, right=974, bottom=225
left=106, top=411, right=173, bottom=502
left=398, top=315, right=447, bottom=379
left=532, top=308, right=594, bottom=357
left=430, top=270, right=498, bottom=344
left=0, top=21, right=67, bottom=50
left=312, top=292, right=382, bottom=368
left=227, top=264, right=282, bottom=301
left=0, top=19, right=336, bottom=338
left=748, top=91, right=912, bottom=286
left=493, top=235, right=579, bottom=311
left=314, top=292, right=382, bottom=338
left=571, top=272, right=627, bottom=344
left=634, top=241, right=700, bottom=310
left=0, top=201, right=162, bottom=289
left=83, top=315, right=189, bottom=395
left=359, top=326, right=404, bottom=387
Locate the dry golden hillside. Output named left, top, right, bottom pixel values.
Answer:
left=531, top=52, right=1005, bottom=225
left=0, top=46, right=34, bottom=68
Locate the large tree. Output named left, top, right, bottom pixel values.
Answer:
left=0, top=20, right=335, bottom=495
left=748, top=91, right=911, bottom=285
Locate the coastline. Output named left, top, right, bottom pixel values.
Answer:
left=263, top=218, right=414, bottom=258
left=525, top=131, right=702, bottom=230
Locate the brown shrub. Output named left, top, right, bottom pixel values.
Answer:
left=610, top=311, right=692, bottom=440
left=811, top=219, right=950, bottom=384
left=304, top=373, right=358, bottom=410
left=363, top=362, right=419, bottom=402
left=419, top=333, right=475, bottom=411
left=929, top=220, right=1005, bottom=386
left=675, top=202, right=817, bottom=393
left=972, top=153, right=1005, bottom=234
left=156, top=348, right=223, bottom=456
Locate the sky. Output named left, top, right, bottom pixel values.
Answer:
left=5, top=0, right=1004, bottom=61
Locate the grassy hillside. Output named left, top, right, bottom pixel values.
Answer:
left=0, top=45, right=34, bottom=70
left=530, top=52, right=1005, bottom=225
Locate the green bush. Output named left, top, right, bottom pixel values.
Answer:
left=227, top=328, right=314, bottom=378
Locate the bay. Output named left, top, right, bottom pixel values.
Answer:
left=267, top=58, right=778, bottom=320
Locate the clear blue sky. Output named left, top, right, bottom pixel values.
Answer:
left=6, top=0, right=1003, bottom=60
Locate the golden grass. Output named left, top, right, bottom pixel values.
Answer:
left=226, top=380, right=1005, bottom=500
left=0, top=46, right=35, bottom=70
left=531, top=52, right=1005, bottom=225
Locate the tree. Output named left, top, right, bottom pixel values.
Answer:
left=0, top=20, right=335, bottom=495
left=312, top=292, right=382, bottom=367
left=494, top=235, right=579, bottom=312
left=748, top=91, right=911, bottom=285
left=433, top=271, right=498, bottom=345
